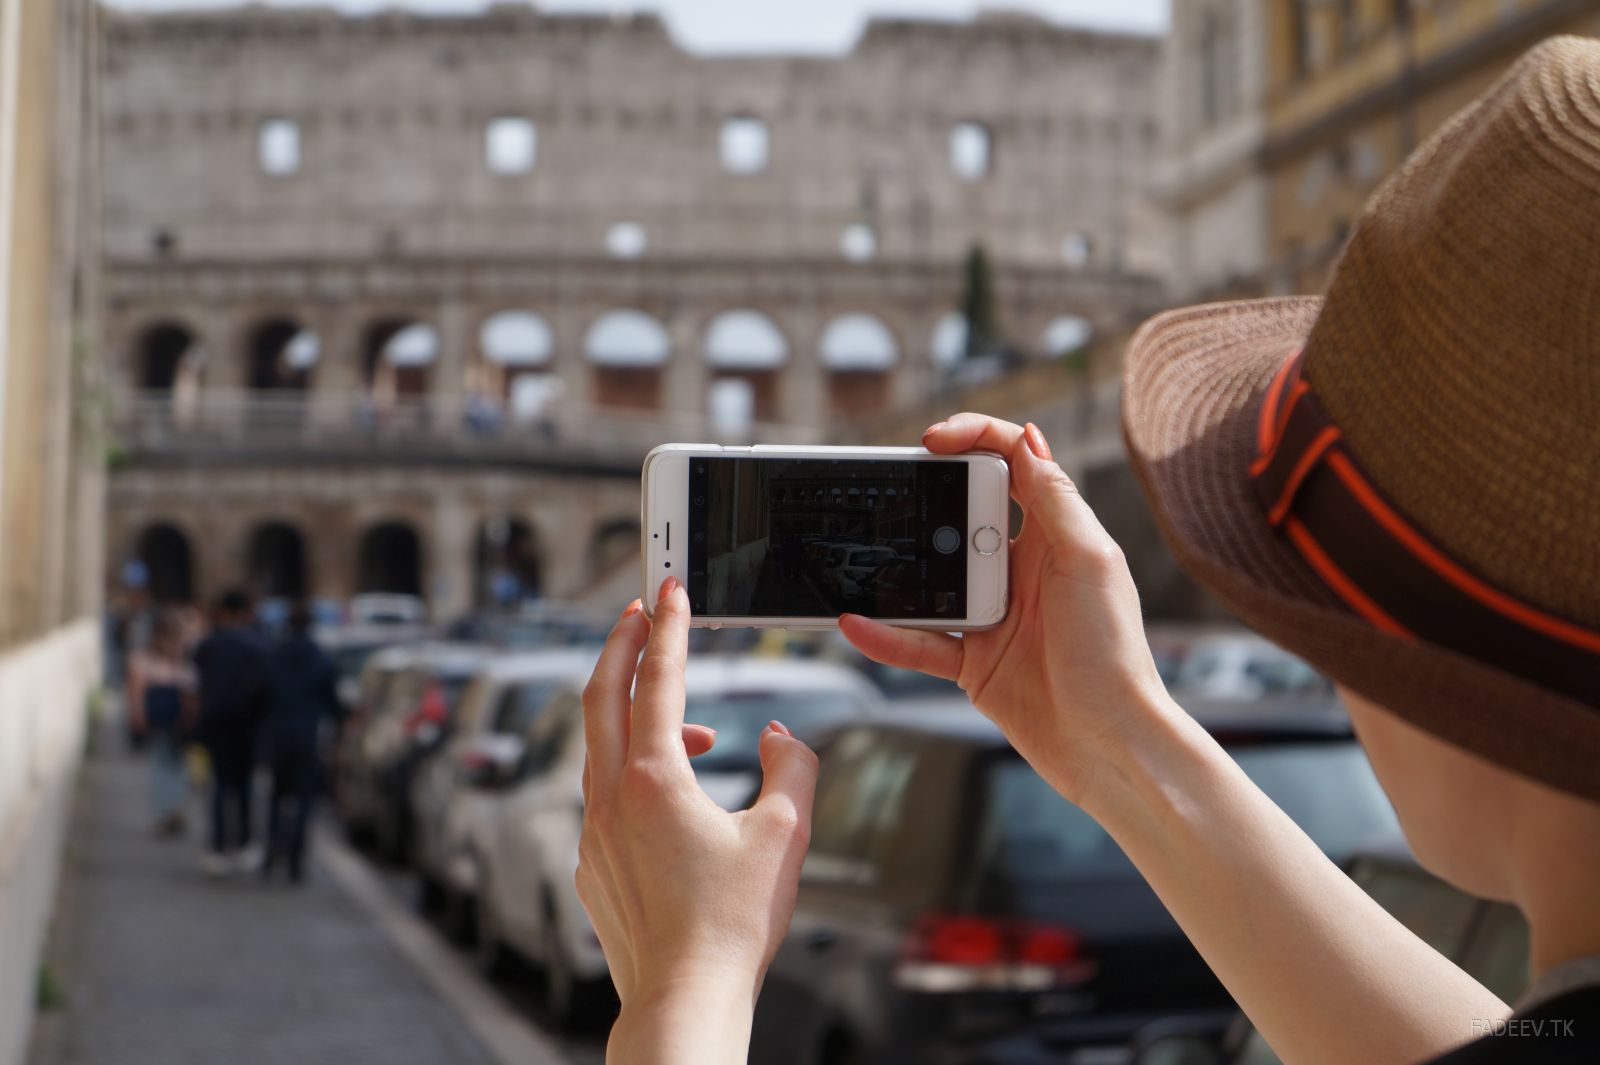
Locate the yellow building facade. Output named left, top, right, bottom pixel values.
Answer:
left=1263, top=0, right=1600, bottom=294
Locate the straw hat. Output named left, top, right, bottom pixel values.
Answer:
left=1122, top=37, right=1600, bottom=802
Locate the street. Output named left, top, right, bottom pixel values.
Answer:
left=26, top=729, right=604, bottom=1065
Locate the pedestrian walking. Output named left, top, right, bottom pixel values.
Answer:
left=573, top=39, right=1600, bottom=1065
left=261, top=603, right=341, bottom=885
left=192, top=588, right=269, bottom=877
left=125, top=610, right=196, bottom=837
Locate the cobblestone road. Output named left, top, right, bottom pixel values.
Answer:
left=27, top=740, right=516, bottom=1065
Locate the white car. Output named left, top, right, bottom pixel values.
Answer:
left=1170, top=634, right=1330, bottom=702
left=348, top=592, right=428, bottom=627
left=474, top=656, right=887, bottom=1026
left=824, top=544, right=898, bottom=601
left=409, top=647, right=602, bottom=930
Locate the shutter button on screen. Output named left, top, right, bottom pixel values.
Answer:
left=932, top=526, right=962, bottom=555
left=973, top=525, right=1002, bottom=556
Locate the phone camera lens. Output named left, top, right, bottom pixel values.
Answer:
left=694, top=495, right=705, bottom=506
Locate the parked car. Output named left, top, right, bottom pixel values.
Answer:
left=826, top=545, right=899, bottom=604
left=444, top=601, right=611, bottom=650
left=409, top=647, right=603, bottom=924
left=349, top=592, right=428, bottom=627
left=472, top=657, right=887, bottom=1027
left=748, top=703, right=1400, bottom=1065
left=315, top=621, right=430, bottom=713
left=334, top=641, right=492, bottom=860
left=1169, top=635, right=1330, bottom=702
left=1129, top=843, right=1529, bottom=1065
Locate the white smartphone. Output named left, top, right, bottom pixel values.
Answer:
left=640, top=444, right=1009, bottom=630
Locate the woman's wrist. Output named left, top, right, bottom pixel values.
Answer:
left=609, top=969, right=760, bottom=1065
left=1058, top=685, right=1217, bottom=828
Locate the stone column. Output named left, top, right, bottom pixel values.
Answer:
left=431, top=297, right=470, bottom=431
left=662, top=309, right=707, bottom=424
left=550, top=303, right=593, bottom=422
left=778, top=303, right=825, bottom=431
left=429, top=490, right=474, bottom=622
left=531, top=492, right=595, bottom=599
left=308, top=305, right=362, bottom=432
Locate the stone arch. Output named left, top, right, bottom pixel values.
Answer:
left=134, top=521, right=195, bottom=605
left=361, top=316, right=439, bottom=406
left=590, top=517, right=641, bottom=578
left=474, top=308, right=560, bottom=424
left=473, top=514, right=543, bottom=607
left=702, top=308, right=788, bottom=424
left=1040, top=314, right=1094, bottom=360
left=130, top=321, right=203, bottom=410
left=818, top=312, right=901, bottom=421
left=246, top=519, right=309, bottom=600
left=585, top=308, right=671, bottom=410
left=246, top=315, right=319, bottom=393
left=357, top=519, right=425, bottom=597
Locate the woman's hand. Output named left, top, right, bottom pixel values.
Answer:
left=840, top=415, right=1170, bottom=805
left=578, top=578, right=820, bottom=1065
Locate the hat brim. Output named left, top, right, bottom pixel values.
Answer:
left=1122, top=297, right=1600, bottom=804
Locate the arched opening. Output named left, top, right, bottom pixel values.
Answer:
left=357, top=521, right=424, bottom=597
left=474, top=310, right=560, bottom=429
left=135, top=322, right=196, bottom=392
left=136, top=523, right=194, bottom=605
left=819, top=313, right=899, bottom=420
left=703, top=309, right=787, bottom=423
left=586, top=309, right=670, bottom=410
left=474, top=516, right=542, bottom=607
left=929, top=311, right=967, bottom=368
left=248, top=318, right=318, bottom=393
left=591, top=518, right=641, bottom=578
left=1041, top=315, right=1094, bottom=361
left=247, top=521, right=308, bottom=600
left=362, top=318, right=438, bottom=410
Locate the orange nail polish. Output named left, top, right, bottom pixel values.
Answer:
left=922, top=420, right=948, bottom=441
left=621, top=599, right=643, bottom=619
left=1024, top=422, right=1052, bottom=461
left=658, top=576, right=680, bottom=601
left=769, top=720, right=792, bottom=737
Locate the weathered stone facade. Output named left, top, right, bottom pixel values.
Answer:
left=102, top=5, right=1167, bottom=616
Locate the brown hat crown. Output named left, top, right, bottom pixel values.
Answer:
left=1299, top=36, right=1600, bottom=630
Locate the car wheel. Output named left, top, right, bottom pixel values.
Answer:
left=474, top=877, right=513, bottom=979
left=415, top=871, right=446, bottom=914
left=539, top=891, right=605, bottom=1030
left=818, top=1029, right=860, bottom=1065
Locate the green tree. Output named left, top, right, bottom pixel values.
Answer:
left=960, top=243, right=1000, bottom=359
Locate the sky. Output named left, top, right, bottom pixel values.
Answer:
left=101, top=0, right=1170, bottom=53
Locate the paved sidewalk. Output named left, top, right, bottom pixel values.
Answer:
left=27, top=742, right=506, bottom=1065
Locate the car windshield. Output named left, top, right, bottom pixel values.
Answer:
left=684, top=691, right=870, bottom=773
left=976, top=742, right=1396, bottom=887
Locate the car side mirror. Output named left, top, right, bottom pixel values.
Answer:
left=1131, top=1034, right=1224, bottom=1065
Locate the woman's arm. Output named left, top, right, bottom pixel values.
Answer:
left=842, top=414, right=1508, bottom=1065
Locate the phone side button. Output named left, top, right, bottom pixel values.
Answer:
left=973, top=526, right=1003, bottom=556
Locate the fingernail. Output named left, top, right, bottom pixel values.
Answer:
left=922, top=420, right=947, bottom=441
left=621, top=599, right=643, bottom=619
left=658, top=576, right=680, bottom=602
left=1024, top=422, right=1052, bottom=461
left=769, top=720, right=792, bottom=737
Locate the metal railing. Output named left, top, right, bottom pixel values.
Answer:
left=113, top=389, right=821, bottom=463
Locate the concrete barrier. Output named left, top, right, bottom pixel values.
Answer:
left=0, top=619, right=100, bottom=1065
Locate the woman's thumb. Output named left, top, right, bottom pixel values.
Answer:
left=753, top=721, right=819, bottom=837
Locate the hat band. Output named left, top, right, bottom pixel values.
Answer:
left=1250, top=349, right=1600, bottom=712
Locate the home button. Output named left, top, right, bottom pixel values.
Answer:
left=973, top=525, right=1002, bottom=556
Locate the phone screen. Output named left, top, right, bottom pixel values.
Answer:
left=687, top=457, right=968, bottom=619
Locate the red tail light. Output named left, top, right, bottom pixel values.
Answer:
left=405, top=682, right=450, bottom=736
left=897, top=912, right=1095, bottom=993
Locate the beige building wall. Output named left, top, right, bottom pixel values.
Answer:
left=0, top=0, right=103, bottom=1058
left=1154, top=0, right=1271, bottom=300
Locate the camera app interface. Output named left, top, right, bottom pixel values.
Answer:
left=687, top=457, right=968, bottom=619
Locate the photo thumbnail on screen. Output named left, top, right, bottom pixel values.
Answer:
left=688, top=457, right=968, bottom=619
